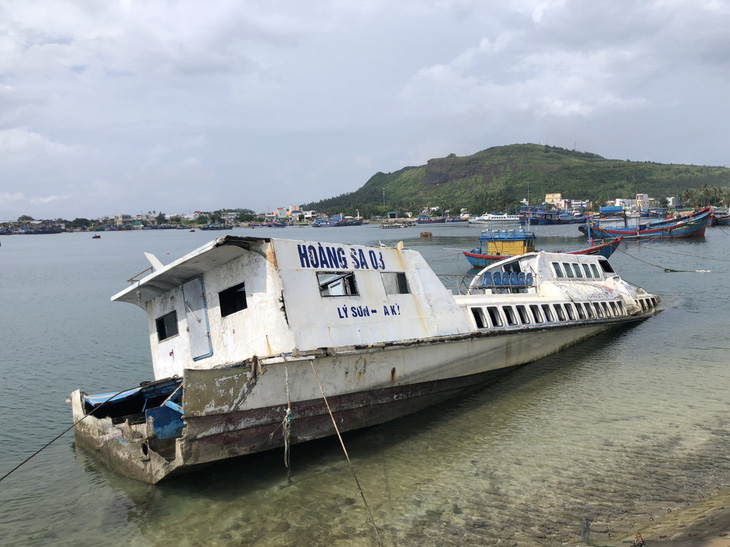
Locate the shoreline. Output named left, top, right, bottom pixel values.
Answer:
left=615, top=487, right=730, bottom=545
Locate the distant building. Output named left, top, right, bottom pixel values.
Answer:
left=545, top=193, right=562, bottom=206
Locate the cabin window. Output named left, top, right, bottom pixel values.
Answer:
left=553, top=304, right=566, bottom=321
left=471, top=307, right=486, bottom=329
left=590, top=264, right=600, bottom=277
left=609, top=301, right=618, bottom=315
left=601, top=302, right=610, bottom=316
left=552, top=262, right=564, bottom=278
left=593, top=302, right=604, bottom=318
left=572, top=264, right=583, bottom=278
left=599, top=260, right=615, bottom=274
left=219, top=281, right=248, bottom=317
left=504, top=306, right=518, bottom=326
left=565, top=304, right=576, bottom=320
left=382, top=272, right=409, bottom=294
left=541, top=304, right=554, bottom=322
left=516, top=305, right=531, bottom=324
left=582, top=264, right=592, bottom=278
left=617, top=301, right=625, bottom=314
left=156, top=310, right=179, bottom=341
left=487, top=306, right=503, bottom=327
left=563, top=263, right=574, bottom=278
left=318, top=271, right=359, bottom=297
left=584, top=303, right=594, bottom=319
left=530, top=304, right=543, bottom=323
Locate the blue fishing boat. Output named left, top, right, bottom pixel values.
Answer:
left=580, top=206, right=712, bottom=240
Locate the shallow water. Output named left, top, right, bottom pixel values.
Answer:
left=1, top=223, right=729, bottom=545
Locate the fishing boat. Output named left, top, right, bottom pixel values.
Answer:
left=70, top=235, right=660, bottom=484
left=464, top=236, right=623, bottom=268
left=463, top=218, right=537, bottom=267
left=579, top=206, right=712, bottom=240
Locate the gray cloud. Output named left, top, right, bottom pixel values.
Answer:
left=1, top=0, right=728, bottom=220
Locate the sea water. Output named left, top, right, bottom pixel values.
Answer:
left=0, top=223, right=729, bottom=546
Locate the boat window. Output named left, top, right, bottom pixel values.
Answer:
left=601, top=302, right=610, bottom=316
left=382, top=272, right=410, bottom=295
left=471, top=307, right=486, bottom=329
left=563, top=263, right=575, bottom=278
left=487, top=306, right=503, bottom=327
left=590, top=264, right=600, bottom=277
left=318, top=271, right=359, bottom=297
left=565, top=304, right=576, bottom=320
left=617, top=301, right=625, bottom=314
left=553, top=304, right=566, bottom=321
left=530, top=304, right=543, bottom=323
left=572, top=264, right=583, bottom=278
left=609, top=301, right=618, bottom=315
left=504, top=306, right=517, bottom=326
left=582, top=264, right=592, bottom=278
left=552, top=262, right=564, bottom=278
left=599, top=260, right=615, bottom=274
left=541, top=304, right=554, bottom=322
left=516, top=305, right=531, bottom=324
left=219, top=281, right=248, bottom=317
left=593, top=302, right=604, bottom=318
left=584, top=303, right=594, bottom=319
left=575, top=303, right=586, bottom=319
left=156, top=310, right=179, bottom=341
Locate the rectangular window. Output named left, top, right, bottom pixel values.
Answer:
left=516, top=305, right=531, bottom=324
left=590, top=264, right=600, bottom=277
left=219, top=281, right=248, bottom=317
left=563, top=263, right=574, bottom=278
left=487, top=306, right=503, bottom=327
left=318, top=271, right=358, bottom=297
left=382, top=272, right=409, bottom=294
left=504, top=306, right=517, bottom=326
left=585, top=303, right=595, bottom=319
left=471, top=307, right=486, bottom=329
left=552, top=262, right=564, bottom=278
left=576, top=303, right=586, bottom=319
left=601, top=302, right=610, bottom=316
left=593, top=302, right=604, bottom=318
left=541, top=304, right=554, bottom=322
left=156, top=310, right=179, bottom=341
left=609, top=301, right=618, bottom=315
left=565, top=304, right=576, bottom=320
left=572, top=264, right=583, bottom=278
left=530, top=304, right=543, bottom=323
left=553, top=304, right=566, bottom=321
left=599, top=260, right=615, bottom=274
left=582, top=264, right=592, bottom=278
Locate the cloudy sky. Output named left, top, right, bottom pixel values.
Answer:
left=1, top=0, right=729, bottom=221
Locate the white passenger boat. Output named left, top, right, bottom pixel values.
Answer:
left=71, top=236, right=660, bottom=483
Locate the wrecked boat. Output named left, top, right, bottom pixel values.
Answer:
left=71, top=236, right=660, bottom=483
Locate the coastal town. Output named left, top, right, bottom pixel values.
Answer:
left=0, top=192, right=707, bottom=235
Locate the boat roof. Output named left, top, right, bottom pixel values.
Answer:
left=112, top=236, right=271, bottom=305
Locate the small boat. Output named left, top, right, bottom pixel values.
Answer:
left=463, top=217, right=537, bottom=267
left=92, top=234, right=101, bottom=239
left=464, top=237, right=623, bottom=267
left=468, top=213, right=522, bottom=225
left=580, top=206, right=712, bottom=240
left=71, top=235, right=660, bottom=484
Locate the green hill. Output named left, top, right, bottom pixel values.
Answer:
left=303, top=143, right=730, bottom=217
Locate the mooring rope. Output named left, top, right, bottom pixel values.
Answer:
left=615, top=245, right=706, bottom=273
left=0, top=385, right=138, bottom=484
left=309, top=360, right=384, bottom=547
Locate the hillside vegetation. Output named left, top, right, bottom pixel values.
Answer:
left=303, top=143, right=730, bottom=217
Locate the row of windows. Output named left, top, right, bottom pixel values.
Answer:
left=471, top=299, right=633, bottom=330
left=317, top=271, right=409, bottom=297
left=156, top=281, right=249, bottom=341
left=552, top=261, right=606, bottom=279
left=155, top=270, right=412, bottom=342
